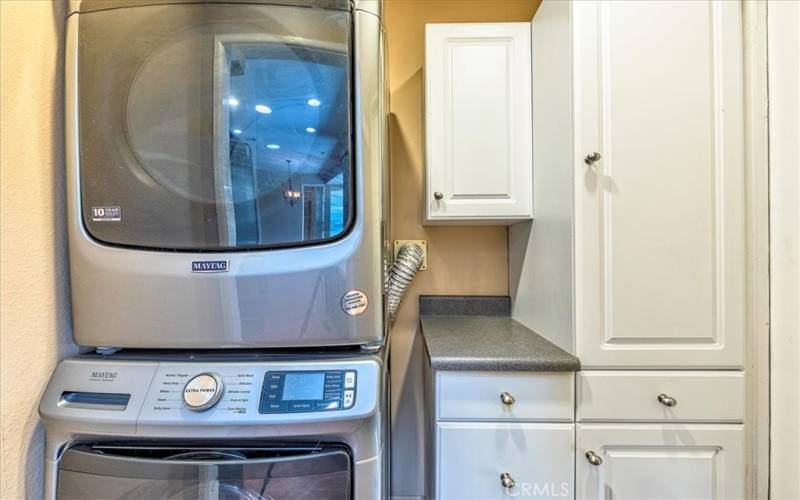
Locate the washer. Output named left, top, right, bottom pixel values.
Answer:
left=39, top=351, right=388, bottom=499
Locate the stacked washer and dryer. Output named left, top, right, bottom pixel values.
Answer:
left=39, top=1, right=393, bottom=498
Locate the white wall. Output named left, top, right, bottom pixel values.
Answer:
left=0, top=2, right=77, bottom=498
left=768, top=2, right=800, bottom=499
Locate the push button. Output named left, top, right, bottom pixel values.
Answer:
left=343, top=390, right=355, bottom=408
left=263, top=402, right=287, bottom=413
left=344, top=371, right=356, bottom=389
left=315, top=400, right=340, bottom=410
left=288, top=401, right=314, bottom=412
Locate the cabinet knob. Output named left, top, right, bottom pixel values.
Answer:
left=584, top=152, right=602, bottom=165
left=657, top=393, right=678, bottom=407
left=500, top=392, right=516, bottom=406
left=433, top=191, right=444, bottom=201
left=585, top=451, right=603, bottom=466
left=500, top=472, right=516, bottom=489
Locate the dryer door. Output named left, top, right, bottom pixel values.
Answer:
left=57, top=445, right=351, bottom=500
left=77, top=3, right=354, bottom=251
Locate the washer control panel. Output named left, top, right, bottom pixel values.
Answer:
left=182, top=373, right=224, bottom=411
left=260, top=370, right=357, bottom=414
left=40, top=359, right=380, bottom=429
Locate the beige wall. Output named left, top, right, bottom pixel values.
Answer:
left=384, top=1, right=539, bottom=497
left=0, top=1, right=76, bottom=498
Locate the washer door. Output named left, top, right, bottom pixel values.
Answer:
left=56, top=445, right=351, bottom=500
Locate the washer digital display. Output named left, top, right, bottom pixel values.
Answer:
left=260, top=370, right=357, bottom=413
left=283, top=373, right=325, bottom=401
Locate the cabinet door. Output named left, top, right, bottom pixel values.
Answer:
left=425, top=23, right=532, bottom=224
left=577, top=424, right=744, bottom=500
left=436, top=422, right=574, bottom=499
left=573, top=1, right=746, bottom=368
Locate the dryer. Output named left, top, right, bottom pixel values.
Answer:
left=65, top=0, right=390, bottom=350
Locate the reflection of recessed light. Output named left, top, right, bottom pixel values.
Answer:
left=227, top=97, right=240, bottom=107
left=307, top=98, right=321, bottom=107
left=255, top=104, right=272, bottom=114
left=232, top=129, right=242, bottom=134
left=306, top=127, right=316, bottom=133
left=266, top=144, right=280, bottom=149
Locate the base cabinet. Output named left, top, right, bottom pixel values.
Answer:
left=577, top=424, right=744, bottom=500
left=437, top=422, right=574, bottom=500
left=429, top=370, right=576, bottom=499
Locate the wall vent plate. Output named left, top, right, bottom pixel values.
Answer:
left=393, top=240, right=427, bottom=271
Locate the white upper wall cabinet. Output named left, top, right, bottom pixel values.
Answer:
left=571, top=0, right=747, bottom=368
left=424, top=23, right=533, bottom=224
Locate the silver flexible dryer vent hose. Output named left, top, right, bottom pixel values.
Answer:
left=387, top=243, right=425, bottom=321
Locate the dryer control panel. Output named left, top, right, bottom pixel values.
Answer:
left=260, top=370, right=357, bottom=413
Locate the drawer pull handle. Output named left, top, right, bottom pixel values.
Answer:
left=585, top=451, right=603, bottom=466
left=657, top=393, right=678, bottom=407
left=500, top=472, right=516, bottom=489
left=500, top=392, right=516, bottom=406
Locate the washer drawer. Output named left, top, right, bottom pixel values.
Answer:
left=577, top=371, right=745, bottom=423
left=436, top=422, right=574, bottom=500
left=435, top=371, right=574, bottom=421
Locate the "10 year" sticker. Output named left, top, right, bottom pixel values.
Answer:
left=91, top=206, right=121, bottom=222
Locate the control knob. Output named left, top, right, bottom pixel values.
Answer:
left=183, top=373, right=224, bottom=411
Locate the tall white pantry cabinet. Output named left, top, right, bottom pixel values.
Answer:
left=509, top=0, right=751, bottom=499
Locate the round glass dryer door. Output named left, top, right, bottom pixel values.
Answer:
left=78, top=3, right=353, bottom=250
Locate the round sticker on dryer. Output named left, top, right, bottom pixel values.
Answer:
left=341, top=290, right=368, bottom=316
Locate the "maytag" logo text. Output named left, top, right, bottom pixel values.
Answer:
left=89, top=371, right=118, bottom=381
left=191, top=261, right=229, bottom=273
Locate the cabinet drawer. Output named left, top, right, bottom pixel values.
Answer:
left=436, top=422, right=574, bottom=500
left=577, top=371, right=744, bottom=423
left=436, top=371, right=574, bottom=421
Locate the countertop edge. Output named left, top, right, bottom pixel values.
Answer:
left=426, top=357, right=581, bottom=372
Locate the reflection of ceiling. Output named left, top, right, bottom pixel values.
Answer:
left=227, top=45, right=349, bottom=182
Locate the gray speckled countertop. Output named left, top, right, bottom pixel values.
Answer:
left=419, top=296, right=580, bottom=372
